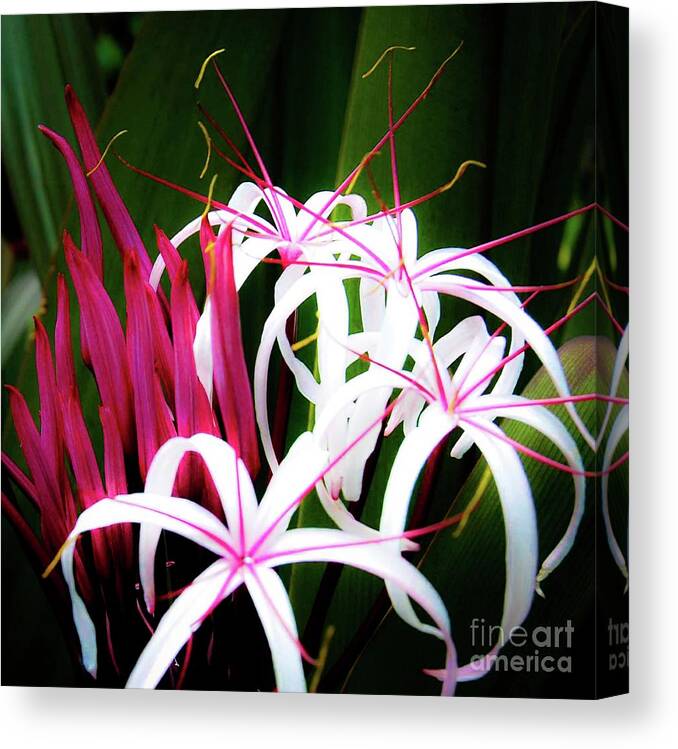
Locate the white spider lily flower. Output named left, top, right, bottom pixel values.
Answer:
left=256, top=206, right=531, bottom=502
left=317, top=313, right=587, bottom=683
left=56, top=432, right=457, bottom=694
left=149, top=184, right=368, bottom=404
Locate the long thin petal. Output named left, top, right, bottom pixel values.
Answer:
left=126, top=560, right=240, bottom=688
left=267, top=528, right=457, bottom=695
left=65, top=235, right=134, bottom=453
left=60, top=488, right=237, bottom=659
left=65, top=85, right=152, bottom=275
left=210, top=226, right=259, bottom=475
left=597, top=326, right=629, bottom=449
left=34, top=318, right=65, bottom=491
left=39, top=125, right=103, bottom=278
left=424, top=275, right=595, bottom=450
left=7, top=385, right=70, bottom=546
left=467, top=396, right=586, bottom=591
left=243, top=566, right=306, bottom=692
left=124, top=251, right=176, bottom=477
left=601, top=405, right=629, bottom=585
left=171, top=263, right=217, bottom=438
left=342, top=285, right=419, bottom=502
left=140, top=435, right=254, bottom=611
left=455, top=423, right=538, bottom=682
left=255, top=266, right=365, bottom=471
left=255, top=432, right=328, bottom=540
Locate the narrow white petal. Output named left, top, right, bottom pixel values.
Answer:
left=380, top=408, right=455, bottom=537
left=360, top=276, right=386, bottom=333
left=342, top=285, right=419, bottom=501
left=601, top=405, right=629, bottom=584
left=243, top=566, right=306, bottom=693
left=127, top=559, right=240, bottom=688
left=597, top=326, right=629, bottom=449
left=422, top=290, right=441, bottom=340
left=61, top=543, right=97, bottom=677
left=268, top=528, right=458, bottom=695
left=424, top=276, right=595, bottom=450
left=255, top=267, right=363, bottom=471
left=455, top=422, right=538, bottom=682
left=255, top=432, right=328, bottom=540
left=193, top=297, right=213, bottom=403
left=61, top=492, right=233, bottom=671
left=468, top=396, right=586, bottom=590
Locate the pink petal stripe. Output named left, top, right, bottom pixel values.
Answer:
left=34, top=318, right=65, bottom=492
left=457, top=393, right=628, bottom=416
left=39, top=125, right=103, bottom=279
left=124, top=251, right=176, bottom=478
left=55, top=275, right=78, bottom=397
left=210, top=226, right=260, bottom=476
left=154, top=227, right=200, bottom=324
left=460, top=417, right=602, bottom=477
left=1, top=452, right=38, bottom=509
left=64, top=85, right=153, bottom=276
left=6, top=385, right=71, bottom=546
left=99, top=406, right=127, bottom=497
left=64, top=234, right=134, bottom=453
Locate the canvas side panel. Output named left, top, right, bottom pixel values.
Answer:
left=594, top=0, right=630, bottom=699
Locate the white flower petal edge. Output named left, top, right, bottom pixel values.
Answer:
left=268, top=527, right=458, bottom=695
left=59, top=432, right=456, bottom=693
left=127, top=559, right=241, bottom=688
left=60, top=492, right=236, bottom=677
left=242, top=565, right=306, bottom=692
left=467, top=395, right=586, bottom=594
left=597, top=325, right=629, bottom=449
left=601, top=404, right=629, bottom=588
left=423, top=276, right=596, bottom=452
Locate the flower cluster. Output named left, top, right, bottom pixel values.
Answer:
left=2, top=50, right=628, bottom=694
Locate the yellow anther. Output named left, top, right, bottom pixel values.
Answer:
left=203, top=240, right=217, bottom=293
left=439, top=160, right=486, bottom=193
left=309, top=625, right=335, bottom=693
left=197, top=121, right=212, bottom=180
left=292, top=330, right=319, bottom=352
left=362, top=45, right=416, bottom=79
left=431, top=41, right=464, bottom=84
left=86, top=130, right=128, bottom=177
left=453, top=467, right=492, bottom=538
left=42, top=535, right=76, bottom=578
left=200, top=173, right=219, bottom=223
left=195, top=48, right=226, bottom=89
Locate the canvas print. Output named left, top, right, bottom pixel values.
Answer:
left=1, top=2, right=628, bottom=697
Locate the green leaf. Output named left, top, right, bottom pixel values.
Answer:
left=0, top=268, right=42, bottom=366
left=1, top=14, right=105, bottom=281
